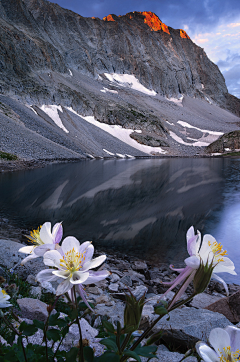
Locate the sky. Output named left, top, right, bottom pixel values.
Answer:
left=52, top=0, right=240, bottom=99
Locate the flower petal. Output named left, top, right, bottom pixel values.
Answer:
left=211, top=273, right=229, bottom=295
left=40, top=222, right=53, bottom=244
left=70, top=271, right=89, bottom=284
left=18, top=245, right=35, bottom=254
left=52, top=222, right=63, bottom=244
left=81, top=255, right=106, bottom=271
left=77, top=284, right=94, bottom=311
left=83, top=244, right=94, bottom=263
left=34, top=244, right=55, bottom=256
left=169, top=270, right=195, bottom=308
left=209, top=328, right=230, bottom=357
left=196, top=341, right=219, bottom=362
left=184, top=256, right=200, bottom=269
left=83, top=270, right=110, bottom=284
left=21, top=253, right=38, bottom=265
left=79, top=241, right=92, bottom=255
left=61, top=236, right=80, bottom=255
left=224, top=326, right=240, bottom=352
left=36, top=269, right=60, bottom=283
left=56, top=278, right=72, bottom=295
left=43, top=250, right=62, bottom=268
left=213, top=257, right=237, bottom=275
left=52, top=270, right=70, bottom=279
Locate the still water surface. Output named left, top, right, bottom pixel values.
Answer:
left=0, top=158, right=240, bottom=284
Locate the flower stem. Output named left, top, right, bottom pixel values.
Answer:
left=74, top=286, right=84, bottom=362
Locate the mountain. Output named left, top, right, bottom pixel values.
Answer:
left=0, top=0, right=240, bottom=160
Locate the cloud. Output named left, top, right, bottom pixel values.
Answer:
left=227, top=22, right=240, bottom=28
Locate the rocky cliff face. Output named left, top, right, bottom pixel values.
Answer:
left=0, top=0, right=239, bottom=115
left=0, top=0, right=240, bottom=160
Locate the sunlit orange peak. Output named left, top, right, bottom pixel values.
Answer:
left=180, top=29, right=190, bottom=39
left=141, top=11, right=170, bottom=34
left=103, top=14, right=116, bottom=22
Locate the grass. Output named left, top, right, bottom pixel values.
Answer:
left=0, top=151, right=18, bottom=161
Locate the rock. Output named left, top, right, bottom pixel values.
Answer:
left=95, top=294, right=111, bottom=304
left=111, top=293, right=126, bottom=301
left=132, top=285, right=148, bottom=300
left=144, top=348, right=197, bottom=362
left=108, top=283, right=119, bottom=292
left=110, top=273, right=121, bottom=283
left=132, top=261, right=148, bottom=272
left=26, top=274, right=38, bottom=286
left=189, top=292, right=224, bottom=309
left=30, top=286, right=41, bottom=299
left=85, top=286, right=102, bottom=295
left=94, top=301, right=125, bottom=327
left=120, top=275, right=132, bottom=287
left=153, top=307, right=232, bottom=348
left=0, top=239, right=46, bottom=280
left=126, top=269, right=146, bottom=282
left=17, top=298, right=50, bottom=322
left=206, top=290, right=240, bottom=323
left=41, top=281, right=56, bottom=294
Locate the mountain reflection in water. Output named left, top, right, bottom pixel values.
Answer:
left=1, top=158, right=240, bottom=284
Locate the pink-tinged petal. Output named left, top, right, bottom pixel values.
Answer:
left=56, top=278, right=72, bottom=295
left=187, top=234, right=199, bottom=256
left=195, top=342, right=219, bottom=362
left=186, top=226, right=195, bottom=242
left=52, top=270, right=70, bottom=279
left=61, top=236, right=80, bottom=254
left=209, top=328, right=230, bottom=357
left=70, top=271, right=89, bottom=284
left=21, top=253, right=38, bottom=265
left=81, top=255, right=106, bottom=271
left=79, top=241, right=92, bottom=255
left=213, top=257, right=236, bottom=275
left=224, top=326, right=240, bottom=352
left=83, top=270, right=110, bottom=284
left=34, top=244, right=55, bottom=256
left=200, top=234, right=216, bottom=257
left=160, top=266, right=193, bottom=297
left=40, top=222, right=53, bottom=244
left=211, top=273, right=229, bottom=295
left=169, top=271, right=195, bottom=308
left=52, top=223, right=63, bottom=244
left=77, top=284, right=94, bottom=311
left=169, top=265, right=185, bottom=273
left=36, top=269, right=60, bottom=283
left=43, top=250, right=62, bottom=268
left=19, top=245, right=35, bottom=254
left=184, top=256, right=200, bottom=269
left=83, top=244, right=94, bottom=263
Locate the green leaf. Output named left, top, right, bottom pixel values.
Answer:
left=146, top=330, right=163, bottom=346
left=33, top=319, right=45, bottom=330
left=123, top=350, right=141, bottom=362
left=48, top=312, right=60, bottom=326
left=61, top=325, right=69, bottom=337
left=134, top=345, right=157, bottom=358
left=83, top=346, right=94, bottom=362
left=100, top=338, right=118, bottom=353
left=154, top=305, right=168, bottom=316
left=102, top=320, right=115, bottom=334
left=46, top=329, right=61, bottom=342
left=21, top=324, right=38, bottom=336
left=66, top=347, right=78, bottom=361
left=95, top=351, right=120, bottom=362
left=68, top=309, right=78, bottom=320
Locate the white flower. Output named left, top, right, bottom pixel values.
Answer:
left=19, top=222, right=63, bottom=265
left=0, top=288, right=12, bottom=308
left=196, top=326, right=240, bottom=361
left=36, top=237, right=110, bottom=303
left=162, top=226, right=236, bottom=307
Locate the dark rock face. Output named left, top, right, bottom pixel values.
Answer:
left=0, top=0, right=239, bottom=116
left=206, top=130, right=240, bottom=153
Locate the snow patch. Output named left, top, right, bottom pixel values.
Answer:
left=170, top=131, right=209, bottom=147
left=40, top=105, right=69, bottom=133
left=103, top=149, right=115, bottom=156
left=166, top=121, right=175, bottom=125
left=100, top=87, right=118, bottom=94
left=68, top=69, right=73, bottom=76
left=167, top=95, right=183, bottom=107
left=116, top=153, right=125, bottom=158
left=29, top=106, right=38, bottom=115
left=67, top=108, right=167, bottom=155
left=177, top=121, right=223, bottom=136
left=104, top=73, right=157, bottom=96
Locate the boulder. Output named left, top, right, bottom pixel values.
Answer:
left=189, top=292, right=224, bottom=309
left=206, top=290, right=240, bottom=323
left=17, top=298, right=50, bottom=322
left=153, top=307, right=232, bottom=348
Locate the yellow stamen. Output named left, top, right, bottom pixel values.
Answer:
left=208, top=240, right=227, bottom=257
left=26, top=226, right=44, bottom=246
left=1, top=289, right=7, bottom=296
left=59, top=248, right=86, bottom=276
left=219, top=346, right=240, bottom=361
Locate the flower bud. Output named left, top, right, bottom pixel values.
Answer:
left=193, top=257, right=214, bottom=294
left=123, top=291, right=145, bottom=333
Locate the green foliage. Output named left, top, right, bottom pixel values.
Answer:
left=0, top=151, right=18, bottom=160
